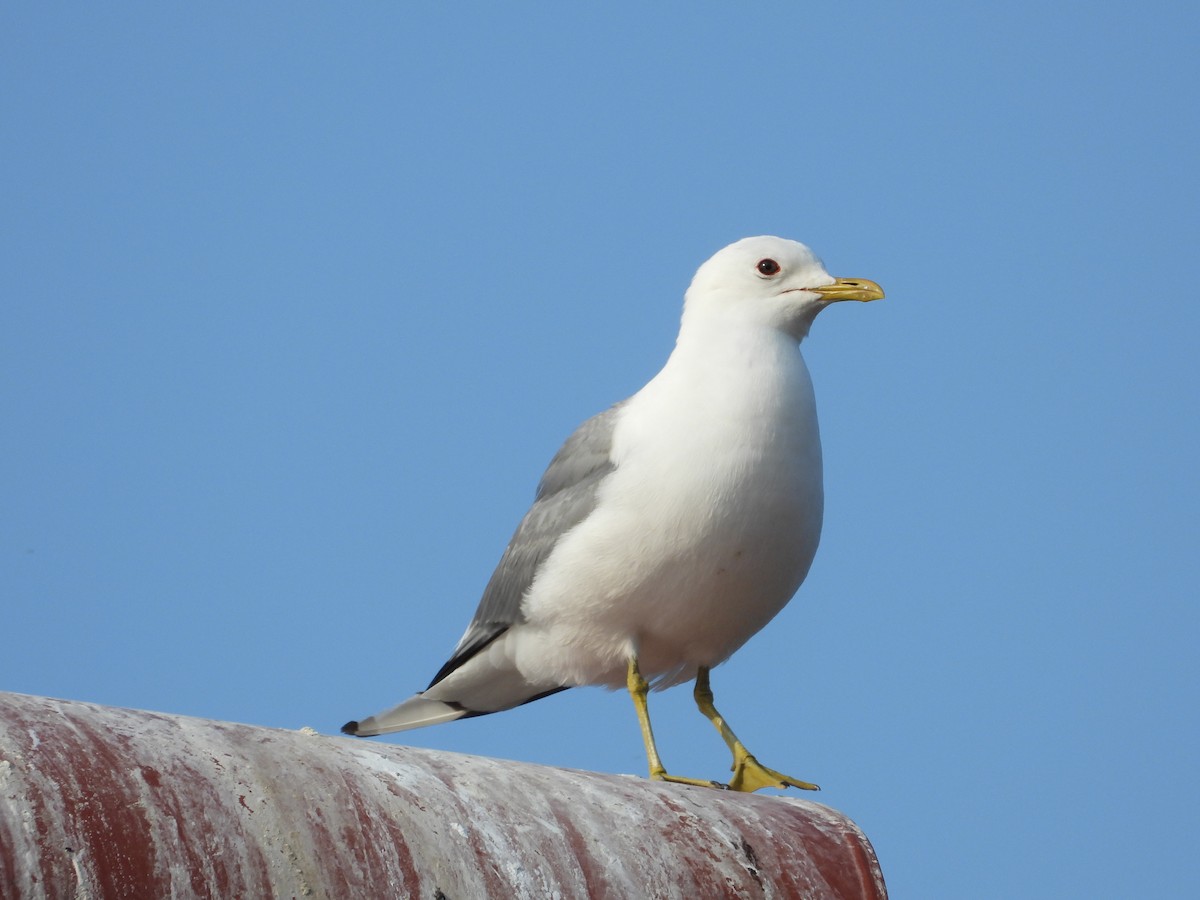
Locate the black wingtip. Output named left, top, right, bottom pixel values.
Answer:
left=341, top=720, right=360, bottom=736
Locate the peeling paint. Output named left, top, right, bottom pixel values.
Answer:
left=0, top=691, right=887, bottom=899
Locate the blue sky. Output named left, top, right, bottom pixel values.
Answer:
left=3, top=3, right=1197, bottom=897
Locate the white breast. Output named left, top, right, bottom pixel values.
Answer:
left=515, top=323, right=824, bottom=689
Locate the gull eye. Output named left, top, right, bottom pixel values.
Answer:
left=756, top=258, right=781, bottom=276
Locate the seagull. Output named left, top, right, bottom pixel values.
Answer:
left=343, top=236, right=883, bottom=792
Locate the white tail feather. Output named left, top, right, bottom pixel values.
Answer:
left=342, top=634, right=567, bottom=737
left=344, top=694, right=468, bottom=736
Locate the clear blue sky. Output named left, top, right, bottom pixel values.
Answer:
left=3, top=4, right=1197, bottom=897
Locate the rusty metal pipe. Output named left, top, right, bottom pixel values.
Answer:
left=0, top=692, right=886, bottom=898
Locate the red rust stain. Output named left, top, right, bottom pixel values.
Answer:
left=52, top=723, right=165, bottom=897
left=0, top=804, right=21, bottom=894
left=359, top=782, right=422, bottom=892
left=423, top=753, right=512, bottom=897
left=545, top=793, right=609, bottom=898
left=842, top=822, right=889, bottom=899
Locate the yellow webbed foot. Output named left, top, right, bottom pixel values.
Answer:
left=727, top=749, right=820, bottom=793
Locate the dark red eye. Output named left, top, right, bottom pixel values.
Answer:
left=756, top=258, right=781, bottom=276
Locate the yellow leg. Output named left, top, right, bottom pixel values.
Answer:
left=627, top=657, right=724, bottom=789
left=693, top=667, right=820, bottom=793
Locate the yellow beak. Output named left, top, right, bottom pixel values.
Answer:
left=808, top=277, right=885, bottom=303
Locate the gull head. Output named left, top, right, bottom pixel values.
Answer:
left=682, top=236, right=884, bottom=341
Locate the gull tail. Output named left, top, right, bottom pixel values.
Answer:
left=342, top=694, right=470, bottom=737
left=341, top=639, right=570, bottom=738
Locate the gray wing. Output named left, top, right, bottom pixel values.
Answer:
left=427, top=402, right=624, bottom=688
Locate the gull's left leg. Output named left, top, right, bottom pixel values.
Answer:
left=692, top=667, right=820, bottom=793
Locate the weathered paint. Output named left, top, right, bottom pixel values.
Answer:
left=0, top=691, right=887, bottom=899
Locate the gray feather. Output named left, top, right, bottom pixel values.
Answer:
left=428, top=402, right=624, bottom=687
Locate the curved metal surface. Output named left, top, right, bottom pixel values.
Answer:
left=0, top=691, right=887, bottom=899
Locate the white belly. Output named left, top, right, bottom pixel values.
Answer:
left=516, top=328, right=824, bottom=689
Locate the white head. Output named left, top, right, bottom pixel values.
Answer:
left=682, top=236, right=883, bottom=341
